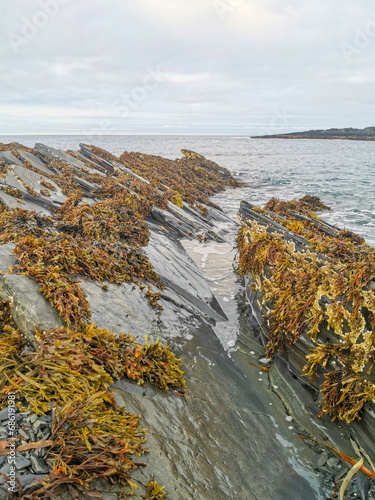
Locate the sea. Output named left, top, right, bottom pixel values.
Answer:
left=1, top=135, right=374, bottom=245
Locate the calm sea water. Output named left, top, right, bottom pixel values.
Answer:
left=1, top=135, right=375, bottom=245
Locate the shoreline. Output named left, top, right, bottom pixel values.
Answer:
left=252, top=136, right=375, bottom=141
left=0, top=141, right=371, bottom=499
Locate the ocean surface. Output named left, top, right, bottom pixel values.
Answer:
left=1, top=135, right=375, bottom=245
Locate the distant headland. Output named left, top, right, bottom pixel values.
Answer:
left=252, top=126, right=375, bottom=140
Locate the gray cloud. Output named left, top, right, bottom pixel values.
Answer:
left=1, top=0, right=374, bottom=134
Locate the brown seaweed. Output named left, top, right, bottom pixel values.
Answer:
left=237, top=196, right=375, bottom=423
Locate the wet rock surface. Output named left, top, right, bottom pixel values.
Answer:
left=0, top=143, right=371, bottom=499
left=235, top=198, right=375, bottom=500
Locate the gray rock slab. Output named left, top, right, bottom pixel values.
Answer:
left=0, top=151, right=23, bottom=166
left=11, top=164, right=65, bottom=204
left=113, top=318, right=325, bottom=500
left=35, top=144, right=105, bottom=177
left=15, top=455, right=31, bottom=469
left=80, top=279, right=202, bottom=345
left=73, top=151, right=107, bottom=173
left=74, top=176, right=100, bottom=192
left=17, top=150, right=57, bottom=176
left=0, top=189, right=51, bottom=215
left=146, top=231, right=226, bottom=321
left=61, top=149, right=106, bottom=176
left=81, top=278, right=161, bottom=339
left=0, top=463, right=11, bottom=476
left=18, top=474, right=46, bottom=487
left=151, top=207, right=223, bottom=242
left=116, top=161, right=151, bottom=184
left=0, top=243, right=16, bottom=274
left=30, top=455, right=49, bottom=474
left=0, top=409, right=9, bottom=421
left=0, top=274, right=63, bottom=340
left=2, top=170, right=56, bottom=214
left=77, top=144, right=113, bottom=174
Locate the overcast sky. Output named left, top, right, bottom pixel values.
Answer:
left=1, top=0, right=374, bottom=135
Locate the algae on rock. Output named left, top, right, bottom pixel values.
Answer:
left=237, top=196, right=375, bottom=423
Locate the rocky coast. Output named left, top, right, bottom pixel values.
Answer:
left=0, top=142, right=373, bottom=499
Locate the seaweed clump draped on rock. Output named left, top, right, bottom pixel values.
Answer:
left=0, top=143, right=229, bottom=498
left=78, top=143, right=242, bottom=215
left=0, top=320, right=186, bottom=498
left=0, top=173, right=164, bottom=326
left=0, top=141, right=241, bottom=497
left=237, top=195, right=375, bottom=424
left=117, top=147, right=243, bottom=214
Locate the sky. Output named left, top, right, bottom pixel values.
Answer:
left=0, top=0, right=374, bottom=135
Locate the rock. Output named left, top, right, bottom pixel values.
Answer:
left=0, top=409, right=9, bottom=421
left=0, top=189, right=52, bottom=215
left=146, top=231, right=226, bottom=322
left=0, top=270, right=64, bottom=342
left=0, top=463, right=11, bottom=476
left=73, top=176, right=100, bottom=193
left=17, top=149, right=57, bottom=176
left=30, top=455, right=49, bottom=474
left=238, top=198, right=375, bottom=463
left=18, top=474, right=46, bottom=488
left=32, top=420, right=44, bottom=429
left=39, top=429, right=51, bottom=441
left=356, top=473, right=370, bottom=500
left=35, top=448, right=47, bottom=458
left=0, top=151, right=23, bottom=166
left=326, top=457, right=340, bottom=469
left=26, top=427, right=36, bottom=441
left=0, top=143, right=336, bottom=499
left=35, top=144, right=105, bottom=177
left=81, top=279, right=161, bottom=339
left=0, top=243, right=16, bottom=274
left=11, top=164, right=65, bottom=205
left=2, top=169, right=59, bottom=212
left=15, top=455, right=31, bottom=469
left=29, top=414, right=38, bottom=424
left=38, top=414, right=52, bottom=423
left=18, top=429, right=29, bottom=441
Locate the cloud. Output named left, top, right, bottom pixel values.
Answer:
left=0, top=0, right=374, bottom=134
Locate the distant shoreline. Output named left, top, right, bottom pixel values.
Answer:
left=252, top=126, right=375, bottom=141
left=252, top=135, right=375, bottom=141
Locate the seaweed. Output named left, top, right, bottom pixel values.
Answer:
left=0, top=141, right=239, bottom=496
left=0, top=322, right=185, bottom=498
left=81, top=144, right=242, bottom=214
left=147, top=479, right=167, bottom=499
left=264, top=194, right=330, bottom=217
left=0, top=300, right=16, bottom=332
left=237, top=195, right=375, bottom=423
left=13, top=230, right=162, bottom=327
left=3, top=186, right=23, bottom=199
left=0, top=208, right=51, bottom=244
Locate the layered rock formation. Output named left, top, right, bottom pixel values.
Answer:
left=0, top=143, right=362, bottom=499
left=237, top=197, right=375, bottom=493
